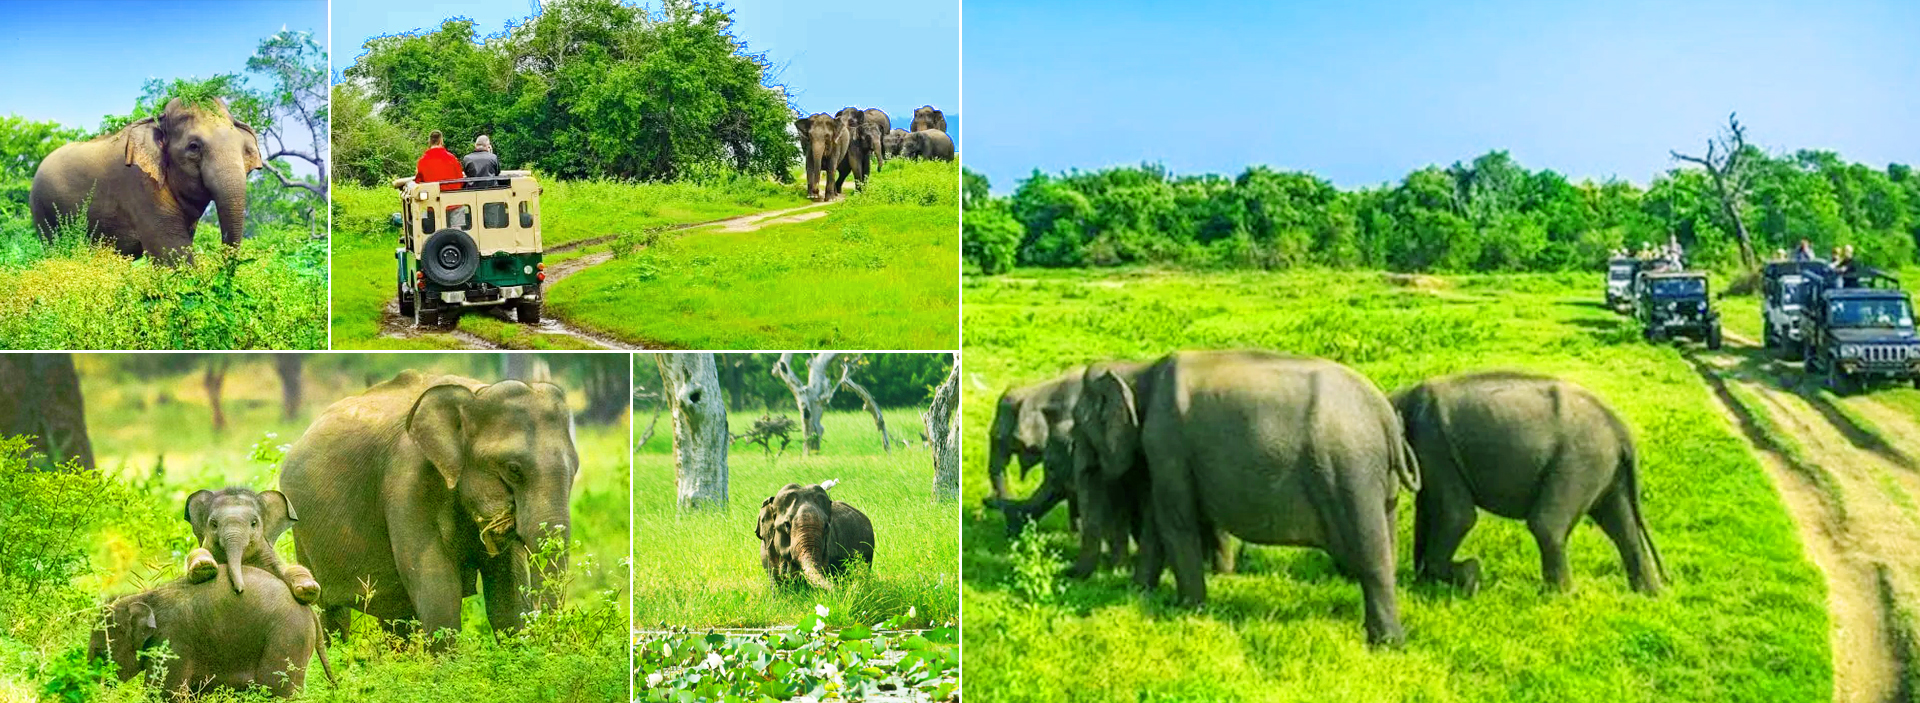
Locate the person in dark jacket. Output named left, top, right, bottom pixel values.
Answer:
left=462, top=135, right=501, bottom=186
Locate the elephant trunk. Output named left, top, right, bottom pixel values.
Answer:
left=791, top=510, right=835, bottom=590
left=210, top=171, right=248, bottom=247
left=987, top=433, right=1012, bottom=502
left=517, top=504, right=571, bottom=611
left=219, top=528, right=249, bottom=593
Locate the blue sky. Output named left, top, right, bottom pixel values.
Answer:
left=332, top=0, right=959, bottom=128
left=964, top=0, right=1919, bottom=192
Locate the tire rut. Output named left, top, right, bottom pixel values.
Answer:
left=1690, top=334, right=1912, bottom=702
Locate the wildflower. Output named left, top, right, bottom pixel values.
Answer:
left=645, top=673, right=664, bottom=687
left=703, top=652, right=724, bottom=669
left=815, top=604, right=830, bottom=618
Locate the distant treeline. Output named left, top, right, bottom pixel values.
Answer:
left=333, top=0, right=796, bottom=186
left=963, top=149, right=1920, bottom=274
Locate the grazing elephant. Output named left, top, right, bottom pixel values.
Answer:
left=1394, top=371, right=1666, bottom=595
left=757, top=481, right=875, bottom=589
left=883, top=128, right=909, bottom=158
left=795, top=112, right=850, bottom=201
left=279, top=371, right=578, bottom=648
left=834, top=107, right=876, bottom=192
left=1063, top=359, right=1156, bottom=578
left=861, top=108, right=891, bottom=173
left=182, top=487, right=321, bottom=606
left=90, top=565, right=327, bottom=699
left=900, top=130, right=954, bottom=161
left=984, top=368, right=1093, bottom=538
left=911, top=105, right=947, bottom=133
left=30, top=97, right=262, bottom=262
left=1077, top=350, right=1420, bottom=645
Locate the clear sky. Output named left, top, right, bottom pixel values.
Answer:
left=964, top=0, right=1919, bottom=193
left=331, top=0, right=959, bottom=129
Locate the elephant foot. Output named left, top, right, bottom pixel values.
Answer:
left=1454, top=559, right=1481, bottom=595
left=185, top=549, right=217, bottom=584
left=1367, top=622, right=1407, bottom=648
left=290, top=576, right=322, bottom=605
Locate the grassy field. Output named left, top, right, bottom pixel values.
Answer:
left=549, top=159, right=960, bottom=349
left=632, top=409, right=959, bottom=630
left=0, top=355, right=629, bottom=702
left=329, top=174, right=806, bottom=349
left=0, top=216, right=326, bottom=349
left=961, top=268, right=1829, bottom=702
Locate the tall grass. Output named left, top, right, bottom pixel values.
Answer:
left=962, top=267, right=1829, bottom=702
left=632, top=410, right=958, bottom=629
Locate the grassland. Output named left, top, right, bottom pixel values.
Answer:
left=549, top=159, right=960, bottom=349
left=0, top=355, right=629, bottom=702
left=962, top=268, right=1829, bottom=702
left=0, top=216, right=326, bottom=349
left=632, top=409, right=959, bottom=629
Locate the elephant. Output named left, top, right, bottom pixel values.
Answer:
left=900, top=130, right=954, bottom=162
left=860, top=108, right=891, bottom=174
left=983, top=367, right=1086, bottom=538
left=1075, top=350, right=1420, bottom=645
left=883, top=128, right=909, bottom=158
left=1393, top=371, right=1666, bottom=595
left=756, top=481, right=875, bottom=589
left=29, top=97, right=262, bottom=262
left=795, top=112, right=851, bottom=201
left=833, top=107, right=876, bottom=193
left=181, top=487, right=321, bottom=606
left=279, top=371, right=578, bottom=648
left=911, top=105, right=947, bottom=133
left=90, top=565, right=327, bottom=699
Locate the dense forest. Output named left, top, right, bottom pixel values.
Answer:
left=333, top=0, right=795, bottom=186
left=964, top=130, right=1920, bottom=275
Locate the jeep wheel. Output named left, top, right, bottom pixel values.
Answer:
left=1763, top=325, right=1775, bottom=350
left=1707, top=325, right=1723, bottom=351
left=420, top=228, right=481, bottom=287
left=517, top=299, right=542, bottom=324
left=1828, top=364, right=1856, bottom=395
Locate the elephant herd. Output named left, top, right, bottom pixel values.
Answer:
left=986, top=350, right=1666, bottom=645
left=89, top=371, right=582, bottom=698
left=796, top=104, right=953, bottom=201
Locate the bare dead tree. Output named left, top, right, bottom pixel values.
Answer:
left=731, top=414, right=798, bottom=457
left=927, top=353, right=960, bottom=502
left=771, top=353, right=895, bottom=455
left=659, top=354, right=728, bottom=511
left=839, top=375, right=894, bottom=455
left=633, top=384, right=665, bottom=448
left=1672, top=112, right=1759, bottom=271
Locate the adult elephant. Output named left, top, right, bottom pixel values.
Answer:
left=795, top=112, right=850, bottom=201
left=901, top=130, right=954, bottom=161
left=911, top=105, right=947, bottom=133
left=30, top=97, right=261, bottom=262
left=833, top=107, right=876, bottom=192
left=756, top=482, right=876, bottom=589
left=860, top=108, right=891, bottom=173
left=1394, top=371, right=1665, bottom=595
left=1076, top=350, right=1419, bottom=645
left=883, top=128, right=909, bottom=158
left=279, top=371, right=577, bottom=647
left=983, top=367, right=1086, bottom=537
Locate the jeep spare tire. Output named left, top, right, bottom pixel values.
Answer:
left=421, top=228, right=480, bottom=286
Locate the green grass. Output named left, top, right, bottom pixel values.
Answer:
left=632, top=410, right=958, bottom=630
left=329, top=175, right=806, bottom=349
left=962, top=268, right=1829, bottom=702
left=0, top=215, right=325, bottom=349
left=0, top=356, right=630, bottom=702
left=548, top=159, right=959, bottom=349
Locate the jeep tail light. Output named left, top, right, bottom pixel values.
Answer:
left=537, top=272, right=546, bottom=281
left=537, top=263, right=545, bottom=271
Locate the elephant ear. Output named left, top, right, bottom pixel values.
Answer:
left=408, top=384, right=477, bottom=490
left=794, top=118, right=813, bottom=139
left=231, top=118, right=264, bottom=172
left=756, top=495, right=775, bottom=540
left=126, top=599, right=156, bottom=649
left=183, top=489, right=216, bottom=540
left=1090, top=369, right=1140, bottom=458
left=122, top=117, right=165, bottom=186
left=259, top=489, right=298, bottom=543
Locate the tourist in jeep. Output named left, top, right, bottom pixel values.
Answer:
left=463, top=135, right=500, bottom=180
left=415, top=130, right=463, bottom=191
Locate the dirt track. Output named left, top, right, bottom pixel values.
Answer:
left=1688, top=330, right=1917, bottom=703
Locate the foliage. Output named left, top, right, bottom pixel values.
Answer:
left=336, top=0, right=797, bottom=185
left=1006, top=523, right=1062, bottom=606
left=0, top=116, right=84, bottom=219
left=243, top=30, right=331, bottom=204
left=969, top=145, right=1920, bottom=274
left=632, top=609, right=959, bottom=702
left=96, top=75, right=268, bottom=138
left=0, top=437, right=136, bottom=641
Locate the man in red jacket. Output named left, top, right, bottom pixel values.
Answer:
left=416, top=130, right=464, bottom=191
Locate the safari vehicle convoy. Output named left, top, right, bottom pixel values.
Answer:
left=1634, top=269, right=1722, bottom=349
left=392, top=171, right=546, bottom=328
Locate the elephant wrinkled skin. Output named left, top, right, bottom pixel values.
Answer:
left=1395, top=371, right=1666, bottom=595
left=279, top=371, right=578, bottom=648
left=90, top=565, right=322, bottom=699
left=757, top=482, right=875, bottom=589
left=883, top=128, right=909, bottom=158
left=30, top=97, right=262, bottom=262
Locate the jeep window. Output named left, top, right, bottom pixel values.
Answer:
left=1782, top=279, right=1809, bottom=306
left=446, top=205, right=471, bottom=231
left=1830, top=299, right=1916, bottom=329
left=1609, top=265, right=1634, bottom=280
left=422, top=207, right=435, bottom=234
left=519, top=201, right=533, bottom=228
left=1650, top=278, right=1706, bottom=298
left=483, top=202, right=509, bottom=229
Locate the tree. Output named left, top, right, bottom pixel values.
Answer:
left=926, top=354, right=959, bottom=502
left=659, top=354, right=727, bottom=511
left=772, top=353, right=895, bottom=454
left=246, top=30, right=329, bottom=203
left=0, top=354, right=94, bottom=470
left=203, top=357, right=232, bottom=433
left=1672, top=113, right=1760, bottom=270
left=274, top=354, right=303, bottom=422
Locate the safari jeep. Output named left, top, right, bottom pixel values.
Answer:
left=392, top=171, right=545, bottom=327
left=1799, top=266, right=1920, bottom=394
left=1761, top=259, right=1827, bottom=360
left=1635, top=270, right=1722, bottom=349
left=1606, top=256, right=1643, bottom=313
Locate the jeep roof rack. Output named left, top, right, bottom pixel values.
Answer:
left=1812, top=265, right=1902, bottom=290
left=1763, top=260, right=1832, bottom=279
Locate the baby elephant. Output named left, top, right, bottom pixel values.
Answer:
left=91, top=565, right=326, bottom=698
left=183, top=488, right=320, bottom=605
left=1395, top=371, right=1666, bottom=595
left=756, top=481, right=876, bottom=589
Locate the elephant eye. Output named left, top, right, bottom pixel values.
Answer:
left=504, top=461, right=524, bottom=479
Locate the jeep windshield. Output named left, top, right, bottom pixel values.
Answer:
left=1649, top=278, right=1706, bottom=298
left=1780, top=278, right=1809, bottom=306
left=1609, top=265, right=1634, bottom=281
left=1830, top=298, right=1916, bottom=329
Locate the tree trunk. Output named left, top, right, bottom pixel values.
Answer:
left=581, top=360, right=628, bottom=426
left=771, top=353, right=843, bottom=455
left=274, top=354, right=303, bottom=422
left=1708, top=172, right=1758, bottom=270
left=203, top=358, right=230, bottom=433
left=840, top=376, right=893, bottom=454
left=503, top=354, right=549, bottom=383
left=0, top=354, right=95, bottom=470
left=928, top=354, right=960, bottom=502
left=660, top=354, right=728, bottom=511
left=722, top=356, right=748, bottom=411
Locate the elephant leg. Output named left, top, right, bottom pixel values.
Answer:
left=394, top=542, right=463, bottom=649
left=1066, top=469, right=1117, bottom=579
left=1526, top=488, right=1586, bottom=593
left=1001, top=478, right=1067, bottom=537
left=1412, top=480, right=1480, bottom=592
left=1589, top=486, right=1661, bottom=594
left=1148, top=457, right=1209, bottom=605
left=278, top=564, right=321, bottom=605
left=185, top=547, right=218, bottom=584
left=1351, top=507, right=1405, bottom=647
left=1132, top=494, right=1165, bottom=590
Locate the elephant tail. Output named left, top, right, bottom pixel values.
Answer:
left=1392, top=434, right=1421, bottom=493
left=310, top=606, right=336, bottom=686
left=1620, top=427, right=1669, bottom=584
